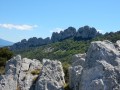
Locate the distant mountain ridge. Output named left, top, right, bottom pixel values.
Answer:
left=10, top=26, right=101, bottom=50
left=0, top=38, right=14, bottom=47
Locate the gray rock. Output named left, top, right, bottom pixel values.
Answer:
left=10, top=37, right=51, bottom=50
left=35, top=59, right=65, bottom=90
left=0, top=55, right=42, bottom=90
left=51, top=27, right=76, bottom=42
left=69, top=53, right=86, bottom=90
left=72, top=53, right=86, bottom=67
left=0, top=75, right=17, bottom=90
left=76, top=26, right=98, bottom=39
left=70, top=40, right=120, bottom=90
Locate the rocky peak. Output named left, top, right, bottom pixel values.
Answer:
left=51, top=27, right=76, bottom=42
left=10, top=25, right=100, bottom=51
left=69, top=40, right=120, bottom=90
left=75, top=25, right=98, bottom=40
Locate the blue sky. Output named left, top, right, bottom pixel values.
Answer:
left=0, top=0, right=120, bottom=42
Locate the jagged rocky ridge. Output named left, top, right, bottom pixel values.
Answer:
left=69, top=40, right=120, bottom=90
left=10, top=26, right=100, bottom=50
left=0, top=56, right=65, bottom=90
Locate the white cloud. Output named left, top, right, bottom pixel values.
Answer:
left=0, top=24, right=38, bottom=30
left=97, top=29, right=104, bottom=33
left=50, top=28, right=64, bottom=33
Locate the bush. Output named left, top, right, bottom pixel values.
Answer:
left=62, top=62, right=70, bottom=83
left=31, top=69, right=40, bottom=75
left=64, top=83, right=71, bottom=90
left=0, top=47, right=13, bottom=74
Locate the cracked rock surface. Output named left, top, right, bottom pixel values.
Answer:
left=0, top=55, right=42, bottom=90
left=35, top=59, right=65, bottom=90
left=0, top=56, right=65, bottom=90
left=69, top=40, right=120, bottom=90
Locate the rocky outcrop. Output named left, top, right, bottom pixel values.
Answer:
left=10, top=37, right=51, bottom=50
left=0, top=56, right=65, bottom=90
left=75, top=26, right=99, bottom=40
left=10, top=26, right=100, bottom=51
left=69, top=53, right=86, bottom=90
left=0, top=55, right=42, bottom=90
left=35, top=59, right=65, bottom=90
left=70, top=40, right=120, bottom=90
left=51, top=27, right=76, bottom=42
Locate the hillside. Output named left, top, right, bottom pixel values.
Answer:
left=13, top=30, right=120, bottom=64
left=14, top=38, right=90, bottom=63
left=0, top=38, right=14, bottom=47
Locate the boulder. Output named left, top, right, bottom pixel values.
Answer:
left=35, top=59, right=65, bottom=90
left=70, top=40, right=120, bottom=90
left=0, top=55, right=42, bottom=90
left=80, top=40, right=120, bottom=90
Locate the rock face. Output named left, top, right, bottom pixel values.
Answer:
left=70, top=40, right=120, bottom=90
left=51, top=27, right=76, bottom=42
left=35, top=59, right=65, bottom=90
left=75, top=26, right=99, bottom=40
left=69, top=53, right=86, bottom=90
left=0, top=56, right=65, bottom=90
left=10, top=37, right=51, bottom=50
left=0, top=55, right=42, bottom=90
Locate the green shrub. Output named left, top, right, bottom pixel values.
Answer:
left=64, top=83, right=71, bottom=90
left=31, top=69, right=40, bottom=75
left=62, top=62, right=70, bottom=83
left=0, top=47, right=13, bottom=75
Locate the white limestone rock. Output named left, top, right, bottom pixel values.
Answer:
left=35, top=59, right=65, bottom=90
left=69, top=40, right=120, bottom=90
left=80, top=40, right=120, bottom=90
left=69, top=53, right=86, bottom=90
left=0, top=55, right=42, bottom=90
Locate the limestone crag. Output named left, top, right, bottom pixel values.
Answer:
left=0, top=55, right=42, bottom=90
left=0, top=56, right=65, bottom=90
left=69, top=53, right=86, bottom=90
left=35, top=59, right=65, bottom=90
left=11, top=26, right=100, bottom=51
left=70, top=40, right=120, bottom=90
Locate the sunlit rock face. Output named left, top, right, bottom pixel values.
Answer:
left=70, top=40, right=120, bottom=90
left=0, top=56, right=65, bottom=90
left=0, top=55, right=42, bottom=90
left=35, top=59, right=65, bottom=90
